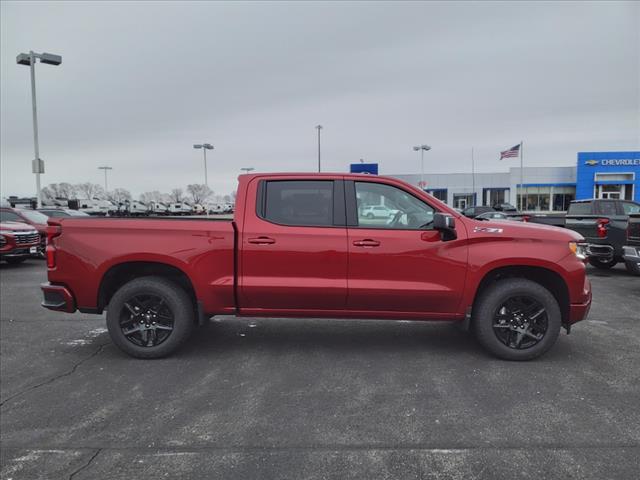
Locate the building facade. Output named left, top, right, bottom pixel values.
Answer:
left=389, top=151, right=639, bottom=212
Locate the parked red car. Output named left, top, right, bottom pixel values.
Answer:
left=0, top=207, right=48, bottom=257
left=42, top=173, right=591, bottom=360
left=0, top=221, right=40, bottom=264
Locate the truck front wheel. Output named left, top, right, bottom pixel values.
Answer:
left=589, top=257, right=617, bottom=269
left=473, top=279, right=561, bottom=361
left=106, top=276, right=194, bottom=359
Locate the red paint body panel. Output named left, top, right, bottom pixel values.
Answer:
left=43, top=173, right=591, bottom=328
left=46, top=218, right=235, bottom=314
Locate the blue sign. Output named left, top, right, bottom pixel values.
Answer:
left=350, top=163, right=378, bottom=175
left=576, top=151, right=640, bottom=202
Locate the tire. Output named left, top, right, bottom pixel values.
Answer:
left=366, top=213, right=374, bottom=219
left=589, top=257, right=617, bottom=269
left=5, top=257, right=27, bottom=264
left=625, top=261, right=640, bottom=276
left=106, top=276, right=194, bottom=359
left=473, top=278, right=561, bottom=361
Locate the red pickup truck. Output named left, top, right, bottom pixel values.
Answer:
left=41, top=173, right=592, bottom=360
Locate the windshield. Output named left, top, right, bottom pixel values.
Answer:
left=19, top=209, right=49, bottom=224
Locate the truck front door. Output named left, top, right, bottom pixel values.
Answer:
left=239, top=178, right=348, bottom=312
left=345, top=180, right=468, bottom=316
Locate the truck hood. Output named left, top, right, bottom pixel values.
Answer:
left=469, top=218, right=584, bottom=242
left=0, top=221, right=38, bottom=233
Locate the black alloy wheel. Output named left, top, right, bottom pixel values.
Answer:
left=492, top=296, right=548, bottom=349
left=106, top=276, right=194, bottom=358
left=119, top=294, right=175, bottom=347
left=473, top=278, right=561, bottom=361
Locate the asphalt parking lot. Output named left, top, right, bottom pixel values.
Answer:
left=1, top=261, right=639, bottom=479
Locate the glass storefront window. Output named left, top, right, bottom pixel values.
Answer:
left=518, top=186, right=575, bottom=212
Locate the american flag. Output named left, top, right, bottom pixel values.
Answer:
left=500, top=144, right=521, bottom=160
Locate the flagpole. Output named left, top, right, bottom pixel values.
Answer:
left=471, top=147, right=476, bottom=206
left=520, top=141, right=524, bottom=211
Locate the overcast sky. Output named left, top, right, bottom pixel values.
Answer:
left=1, top=1, right=639, bottom=199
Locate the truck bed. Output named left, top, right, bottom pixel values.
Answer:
left=47, top=217, right=237, bottom=315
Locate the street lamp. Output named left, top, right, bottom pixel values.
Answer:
left=315, top=125, right=323, bottom=172
left=193, top=143, right=214, bottom=186
left=16, top=51, right=62, bottom=208
left=98, top=166, right=113, bottom=192
left=240, top=167, right=255, bottom=174
left=412, top=144, right=432, bottom=189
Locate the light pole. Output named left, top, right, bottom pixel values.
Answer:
left=412, top=144, right=431, bottom=189
left=315, top=125, right=323, bottom=172
left=193, top=143, right=214, bottom=186
left=240, top=167, right=255, bottom=174
left=16, top=51, right=62, bottom=208
left=98, top=166, right=113, bottom=192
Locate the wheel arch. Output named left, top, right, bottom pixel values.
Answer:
left=97, top=261, right=197, bottom=314
left=471, top=265, right=570, bottom=328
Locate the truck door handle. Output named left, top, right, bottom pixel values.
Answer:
left=352, top=239, right=380, bottom=247
left=248, top=236, right=276, bottom=245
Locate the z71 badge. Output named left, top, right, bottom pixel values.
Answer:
left=474, top=226, right=504, bottom=234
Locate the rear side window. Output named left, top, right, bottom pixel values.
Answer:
left=261, top=180, right=334, bottom=226
left=567, top=202, right=592, bottom=215
left=596, top=201, right=617, bottom=216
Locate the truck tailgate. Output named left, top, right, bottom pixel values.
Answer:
left=565, top=215, right=601, bottom=240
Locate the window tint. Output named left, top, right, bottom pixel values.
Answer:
left=20, top=210, right=49, bottom=224
left=355, top=182, right=434, bottom=229
left=596, top=201, right=617, bottom=216
left=621, top=202, right=640, bottom=215
left=263, top=180, right=334, bottom=226
left=567, top=202, right=592, bottom=215
left=0, top=211, right=23, bottom=222
left=41, top=210, right=68, bottom=217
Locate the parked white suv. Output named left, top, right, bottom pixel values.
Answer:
left=361, top=205, right=397, bottom=219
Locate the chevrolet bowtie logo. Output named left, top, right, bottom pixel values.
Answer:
left=585, top=159, right=599, bottom=166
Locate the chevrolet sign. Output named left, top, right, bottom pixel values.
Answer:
left=600, top=159, right=640, bottom=166
left=585, top=159, right=599, bottom=166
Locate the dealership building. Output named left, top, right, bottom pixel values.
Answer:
left=387, top=151, right=640, bottom=212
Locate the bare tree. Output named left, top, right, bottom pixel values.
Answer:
left=107, top=188, right=132, bottom=204
left=223, top=194, right=231, bottom=203
left=41, top=186, right=55, bottom=204
left=43, top=182, right=77, bottom=199
left=169, top=188, right=185, bottom=203
left=75, top=182, right=104, bottom=200
left=139, top=191, right=164, bottom=204
left=187, top=184, right=213, bottom=204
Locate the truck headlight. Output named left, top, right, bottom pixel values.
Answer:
left=569, top=241, right=588, bottom=260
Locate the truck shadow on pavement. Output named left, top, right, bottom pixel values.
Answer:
left=171, top=318, right=544, bottom=360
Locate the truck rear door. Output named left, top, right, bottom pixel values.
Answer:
left=239, top=177, right=348, bottom=312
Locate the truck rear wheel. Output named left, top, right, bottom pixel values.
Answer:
left=589, top=257, right=617, bottom=269
left=106, top=276, right=194, bottom=359
left=473, top=279, right=561, bottom=361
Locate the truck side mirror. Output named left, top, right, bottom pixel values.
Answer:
left=433, top=213, right=457, bottom=241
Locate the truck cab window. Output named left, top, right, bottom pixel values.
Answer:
left=355, top=182, right=434, bottom=229
left=621, top=202, right=640, bottom=215
left=263, top=180, right=334, bottom=226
